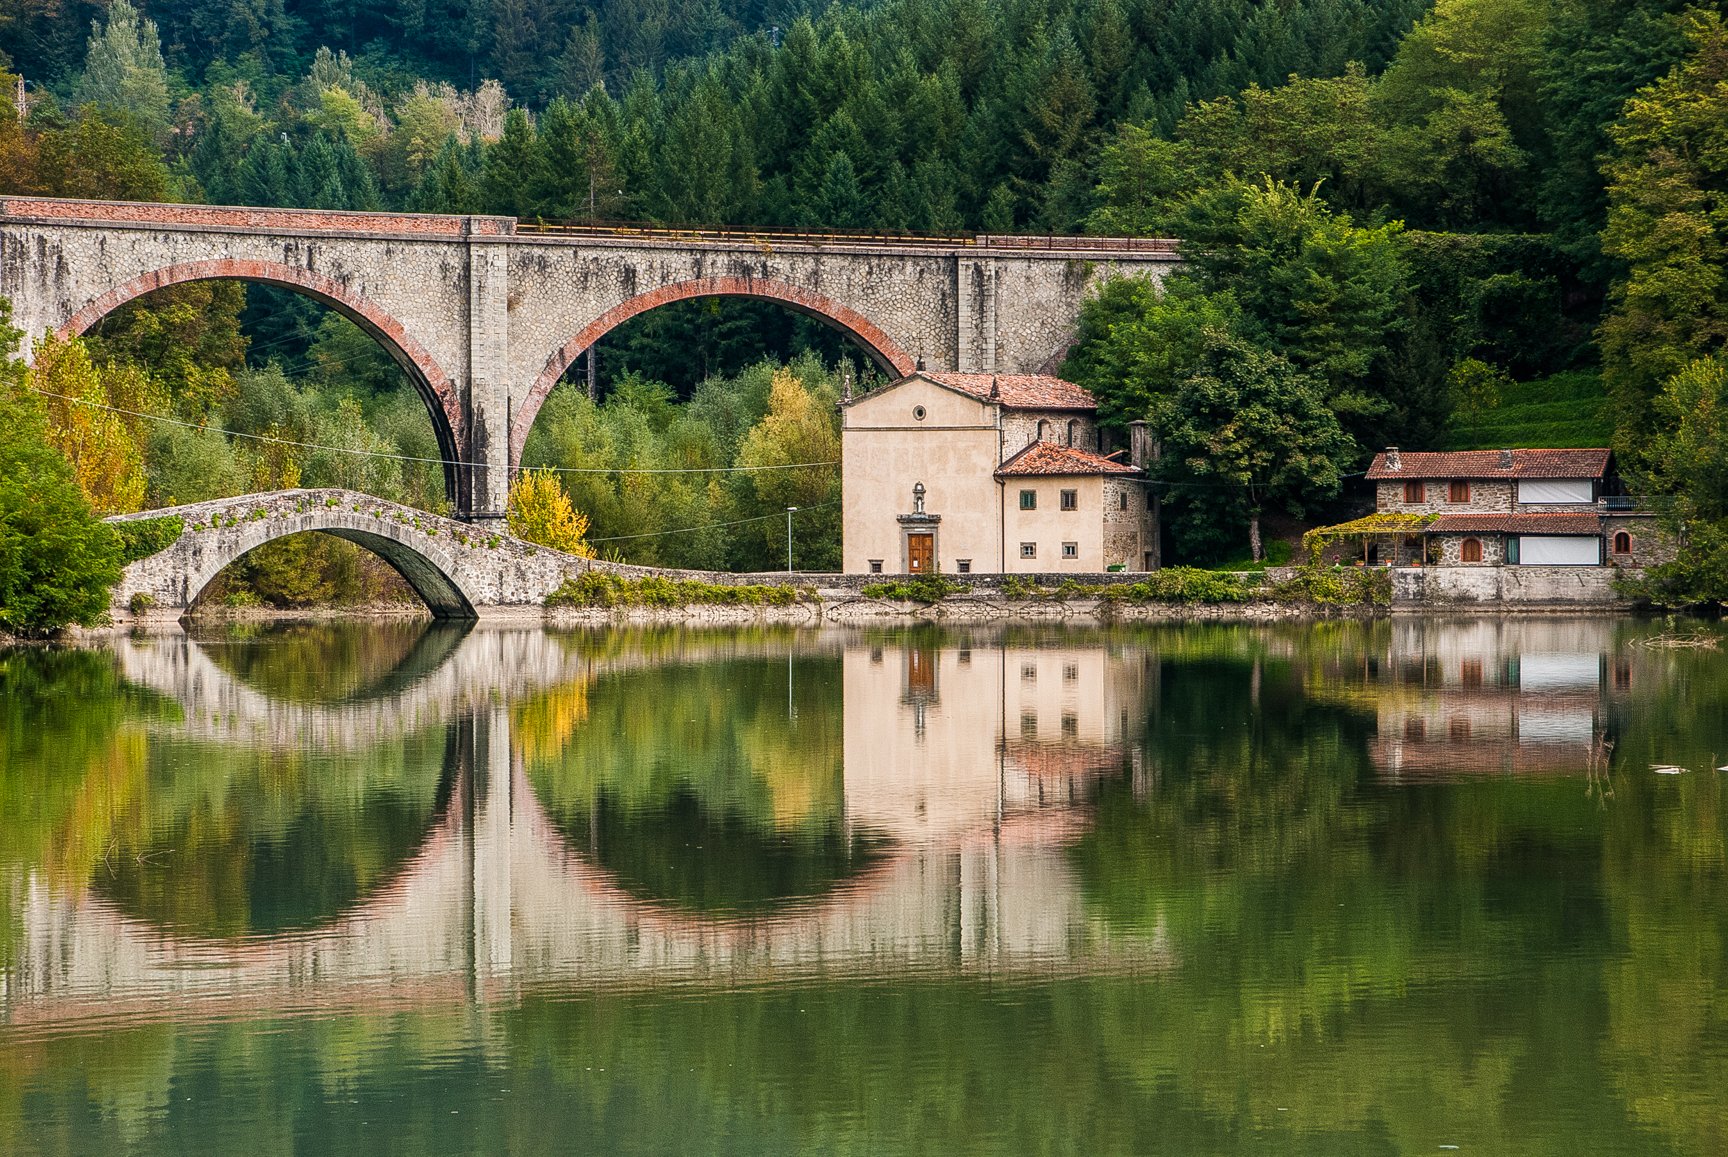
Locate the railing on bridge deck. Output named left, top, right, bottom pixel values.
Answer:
left=513, top=218, right=1181, bottom=254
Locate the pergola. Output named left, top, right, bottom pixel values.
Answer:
left=1301, top=513, right=1438, bottom=566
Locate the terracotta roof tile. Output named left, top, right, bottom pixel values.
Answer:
left=1366, top=448, right=1610, bottom=480
left=920, top=372, right=1098, bottom=411
left=1427, top=513, right=1604, bottom=534
left=996, top=440, right=1139, bottom=477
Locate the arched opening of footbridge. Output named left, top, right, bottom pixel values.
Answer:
left=186, top=527, right=476, bottom=620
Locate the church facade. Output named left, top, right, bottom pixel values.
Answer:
left=840, top=372, right=1155, bottom=575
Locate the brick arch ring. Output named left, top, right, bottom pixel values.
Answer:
left=58, top=259, right=468, bottom=497
left=510, top=276, right=917, bottom=463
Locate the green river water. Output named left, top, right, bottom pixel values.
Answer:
left=2, top=618, right=1726, bottom=1155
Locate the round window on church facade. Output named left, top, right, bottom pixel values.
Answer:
left=912, top=406, right=926, bottom=421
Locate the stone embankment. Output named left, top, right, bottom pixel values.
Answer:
left=105, top=489, right=1643, bottom=624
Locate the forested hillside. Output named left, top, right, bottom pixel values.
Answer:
left=4, top=0, right=1728, bottom=617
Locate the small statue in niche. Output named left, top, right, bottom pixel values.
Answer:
left=912, top=481, right=926, bottom=515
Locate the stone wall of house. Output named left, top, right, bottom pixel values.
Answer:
left=1002, top=410, right=1099, bottom=453
left=1431, top=533, right=1508, bottom=566
left=1101, top=477, right=1154, bottom=569
left=1602, top=516, right=1674, bottom=568
left=1376, top=480, right=1515, bottom=514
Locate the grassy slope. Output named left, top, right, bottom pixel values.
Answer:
left=1440, top=371, right=1615, bottom=450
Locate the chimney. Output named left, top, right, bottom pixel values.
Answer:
left=1129, top=420, right=1153, bottom=470
left=1498, top=448, right=1514, bottom=469
left=1384, top=446, right=1401, bottom=471
left=989, top=376, right=1000, bottom=400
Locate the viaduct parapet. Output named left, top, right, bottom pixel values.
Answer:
left=0, top=196, right=1177, bottom=520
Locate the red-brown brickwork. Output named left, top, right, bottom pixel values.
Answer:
left=0, top=195, right=512, bottom=237
left=57, top=258, right=467, bottom=447
left=511, top=275, right=919, bottom=461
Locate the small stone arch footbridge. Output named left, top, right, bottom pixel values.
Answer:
left=108, top=488, right=595, bottom=619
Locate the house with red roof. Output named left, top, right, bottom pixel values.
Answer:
left=841, top=372, right=1155, bottom=574
left=1365, top=446, right=1667, bottom=567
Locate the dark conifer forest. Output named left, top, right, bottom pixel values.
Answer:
left=5, top=1, right=1728, bottom=612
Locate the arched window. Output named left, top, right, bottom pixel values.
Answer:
left=1037, top=419, right=1050, bottom=441
left=1066, top=419, right=1078, bottom=447
left=1460, top=538, right=1483, bottom=563
left=1612, top=531, right=1632, bottom=555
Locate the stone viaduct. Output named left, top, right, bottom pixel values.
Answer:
left=0, top=195, right=1178, bottom=520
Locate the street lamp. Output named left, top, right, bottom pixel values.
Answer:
left=786, top=506, right=798, bottom=573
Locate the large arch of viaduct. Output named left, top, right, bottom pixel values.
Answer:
left=0, top=196, right=1178, bottom=521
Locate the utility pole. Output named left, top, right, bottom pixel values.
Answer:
left=786, top=506, right=798, bottom=572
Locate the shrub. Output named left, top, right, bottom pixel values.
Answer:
left=0, top=395, right=126, bottom=634
left=546, top=570, right=801, bottom=608
left=861, top=574, right=971, bottom=603
left=1272, top=566, right=1393, bottom=607
left=1105, top=567, right=1256, bottom=604
left=508, top=468, right=594, bottom=557
left=1000, top=575, right=1046, bottom=599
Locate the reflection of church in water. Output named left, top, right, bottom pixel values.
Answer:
left=1365, top=621, right=1629, bottom=780
left=844, top=635, right=1147, bottom=842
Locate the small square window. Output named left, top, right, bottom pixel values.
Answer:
left=1448, top=480, right=1471, bottom=504
left=868, top=560, right=883, bottom=574
left=1019, top=489, right=1037, bottom=510
left=1060, top=489, right=1078, bottom=511
left=1021, top=664, right=1037, bottom=682
left=1062, top=663, right=1078, bottom=682
left=956, top=559, right=972, bottom=573
left=1020, top=712, right=1038, bottom=736
left=1020, top=542, right=1037, bottom=558
left=1062, top=542, right=1078, bottom=559
left=1061, top=712, right=1078, bottom=738
left=1403, top=481, right=1423, bottom=504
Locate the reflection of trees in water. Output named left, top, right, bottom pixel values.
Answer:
left=565, top=788, right=885, bottom=916
left=0, top=651, right=160, bottom=973
left=1063, top=632, right=1719, bottom=1152
left=193, top=619, right=465, bottom=704
left=90, top=726, right=456, bottom=938
left=525, top=655, right=884, bottom=914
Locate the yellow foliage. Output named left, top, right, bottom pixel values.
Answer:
left=508, top=468, right=595, bottom=557
left=26, top=333, right=150, bottom=515
left=738, top=368, right=842, bottom=510
left=511, top=679, right=593, bottom=765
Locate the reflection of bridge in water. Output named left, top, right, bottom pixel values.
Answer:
left=7, top=627, right=1167, bottom=1026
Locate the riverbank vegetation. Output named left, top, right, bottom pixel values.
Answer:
left=546, top=572, right=807, bottom=609
left=4, top=1, right=1728, bottom=605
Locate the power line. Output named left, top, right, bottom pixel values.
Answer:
left=588, top=500, right=839, bottom=543
left=24, top=386, right=840, bottom=475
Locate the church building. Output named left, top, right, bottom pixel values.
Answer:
left=840, top=372, right=1155, bottom=575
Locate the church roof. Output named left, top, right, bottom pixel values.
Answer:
left=996, top=440, right=1139, bottom=477
left=916, top=372, right=1097, bottom=411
